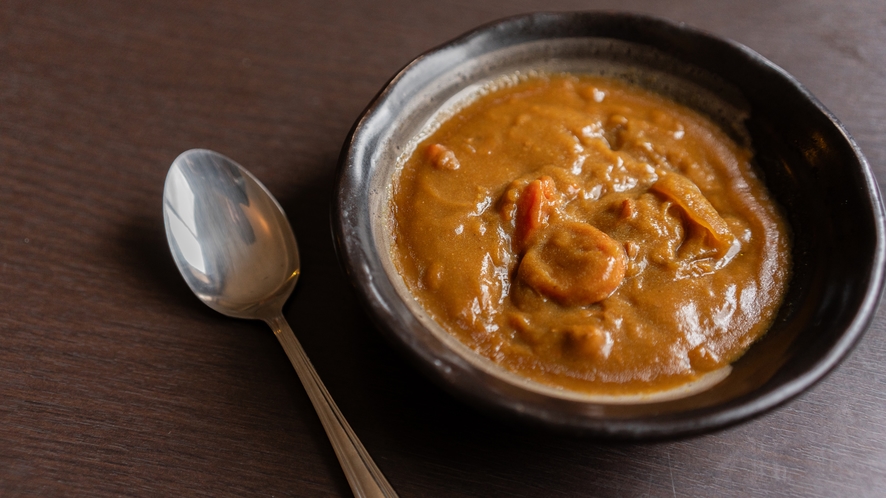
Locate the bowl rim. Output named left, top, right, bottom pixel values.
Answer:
left=331, top=11, right=886, bottom=438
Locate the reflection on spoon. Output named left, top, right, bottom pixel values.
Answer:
left=163, top=149, right=397, bottom=498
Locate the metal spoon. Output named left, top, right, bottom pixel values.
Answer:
left=162, top=149, right=397, bottom=498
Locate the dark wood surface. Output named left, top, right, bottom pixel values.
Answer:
left=3, top=1, right=885, bottom=496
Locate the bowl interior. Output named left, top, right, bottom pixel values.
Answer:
left=335, top=12, right=885, bottom=437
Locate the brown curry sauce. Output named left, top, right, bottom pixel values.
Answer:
left=391, top=74, right=791, bottom=395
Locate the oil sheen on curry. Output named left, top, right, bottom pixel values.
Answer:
left=390, top=74, right=791, bottom=396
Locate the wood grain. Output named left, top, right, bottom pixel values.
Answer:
left=2, top=0, right=885, bottom=496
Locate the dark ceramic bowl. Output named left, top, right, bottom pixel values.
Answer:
left=332, top=12, right=886, bottom=438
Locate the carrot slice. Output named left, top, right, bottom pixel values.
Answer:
left=514, top=176, right=557, bottom=251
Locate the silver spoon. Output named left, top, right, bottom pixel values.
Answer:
left=162, top=149, right=397, bottom=498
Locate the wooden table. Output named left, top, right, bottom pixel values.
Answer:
left=3, top=1, right=885, bottom=496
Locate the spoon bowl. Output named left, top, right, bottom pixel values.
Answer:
left=163, top=149, right=396, bottom=497
left=163, top=149, right=299, bottom=320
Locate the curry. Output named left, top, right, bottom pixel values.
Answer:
left=390, top=74, right=791, bottom=396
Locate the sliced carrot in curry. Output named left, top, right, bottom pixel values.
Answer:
left=514, top=176, right=557, bottom=251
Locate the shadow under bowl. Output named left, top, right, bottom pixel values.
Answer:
left=332, top=11, right=886, bottom=439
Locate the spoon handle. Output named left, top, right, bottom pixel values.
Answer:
left=266, top=314, right=398, bottom=498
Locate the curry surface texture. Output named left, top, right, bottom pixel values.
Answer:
left=390, top=74, right=791, bottom=395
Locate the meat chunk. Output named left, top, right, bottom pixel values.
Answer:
left=426, top=143, right=460, bottom=170
left=650, top=173, right=736, bottom=255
